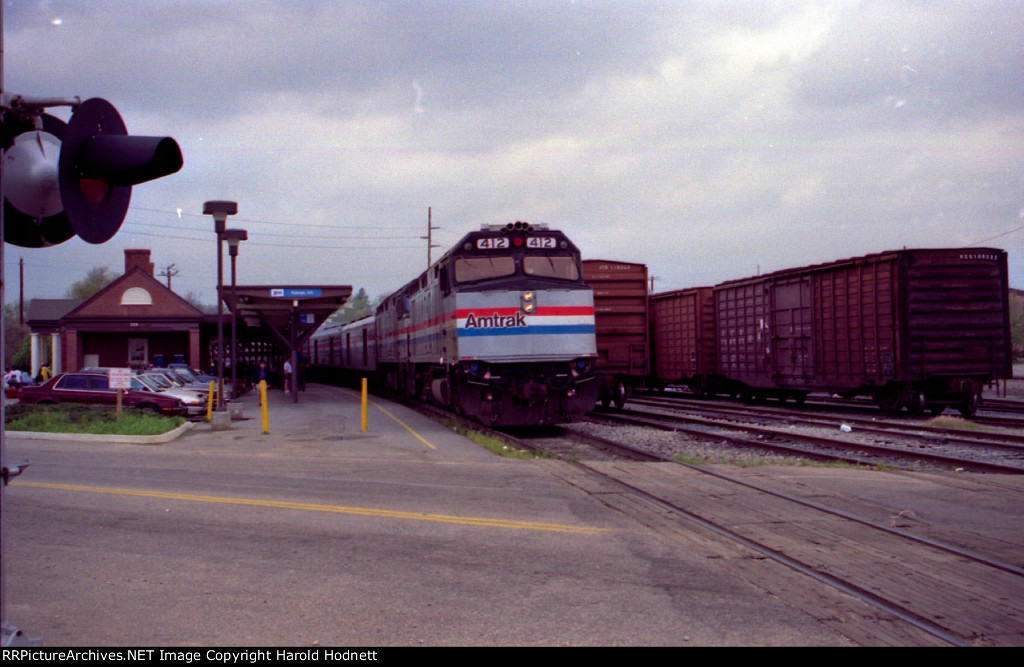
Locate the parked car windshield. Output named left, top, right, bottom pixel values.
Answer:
left=172, top=368, right=199, bottom=382
left=142, top=374, right=172, bottom=389
left=132, top=376, right=159, bottom=391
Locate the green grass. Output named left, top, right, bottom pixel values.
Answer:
left=438, top=418, right=542, bottom=458
left=673, top=452, right=890, bottom=470
left=5, top=404, right=185, bottom=436
left=923, top=415, right=994, bottom=432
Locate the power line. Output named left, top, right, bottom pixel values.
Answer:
left=123, top=219, right=423, bottom=241
left=969, top=224, right=1024, bottom=246
left=131, top=206, right=421, bottom=231
left=117, top=229, right=423, bottom=250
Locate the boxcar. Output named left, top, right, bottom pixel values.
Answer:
left=648, top=286, right=719, bottom=394
left=582, top=260, right=649, bottom=407
left=712, top=248, right=1011, bottom=416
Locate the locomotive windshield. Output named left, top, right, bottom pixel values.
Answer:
left=449, top=225, right=585, bottom=286
left=454, top=256, right=516, bottom=283
left=454, top=253, right=581, bottom=284
left=523, top=255, right=579, bottom=280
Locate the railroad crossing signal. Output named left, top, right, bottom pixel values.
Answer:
left=2, top=97, right=182, bottom=247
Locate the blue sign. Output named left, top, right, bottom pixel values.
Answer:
left=270, top=288, right=322, bottom=298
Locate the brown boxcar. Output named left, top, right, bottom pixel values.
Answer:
left=582, top=259, right=649, bottom=407
left=648, top=286, right=719, bottom=393
left=712, top=248, right=1011, bottom=416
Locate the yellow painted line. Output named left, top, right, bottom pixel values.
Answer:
left=16, top=482, right=610, bottom=535
left=371, top=402, right=437, bottom=450
left=334, top=386, right=437, bottom=450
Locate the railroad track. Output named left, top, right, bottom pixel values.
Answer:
left=608, top=396, right=1024, bottom=474
left=493, top=421, right=1024, bottom=646
left=630, top=394, right=1024, bottom=444
left=409, top=396, right=1024, bottom=644
left=640, top=389, right=1024, bottom=422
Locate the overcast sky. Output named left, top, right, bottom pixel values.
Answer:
left=4, top=0, right=1022, bottom=307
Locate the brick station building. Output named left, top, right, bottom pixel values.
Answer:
left=26, top=249, right=209, bottom=376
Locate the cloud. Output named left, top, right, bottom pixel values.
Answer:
left=4, top=1, right=1022, bottom=306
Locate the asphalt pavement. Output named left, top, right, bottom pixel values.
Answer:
left=0, top=384, right=916, bottom=646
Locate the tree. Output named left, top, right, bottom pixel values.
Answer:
left=183, top=292, right=211, bottom=313
left=66, top=266, right=116, bottom=300
left=331, top=287, right=374, bottom=323
left=3, top=302, right=30, bottom=367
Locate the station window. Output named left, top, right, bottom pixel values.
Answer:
left=120, top=287, right=153, bottom=305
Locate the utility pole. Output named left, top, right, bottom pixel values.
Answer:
left=422, top=207, right=440, bottom=268
left=159, top=263, right=179, bottom=290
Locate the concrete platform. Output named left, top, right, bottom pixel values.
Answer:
left=5, top=384, right=1016, bottom=646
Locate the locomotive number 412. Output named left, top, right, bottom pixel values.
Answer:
left=475, top=236, right=556, bottom=249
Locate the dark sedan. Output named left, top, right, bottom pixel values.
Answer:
left=17, top=372, right=186, bottom=416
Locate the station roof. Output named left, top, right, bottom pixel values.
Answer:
left=226, top=285, right=352, bottom=342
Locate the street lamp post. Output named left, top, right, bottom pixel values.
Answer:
left=202, top=201, right=237, bottom=411
left=223, top=229, right=247, bottom=400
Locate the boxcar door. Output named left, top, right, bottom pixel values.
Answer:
left=770, top=278, right=813, bottom=387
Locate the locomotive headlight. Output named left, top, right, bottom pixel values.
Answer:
left=521, top=291, right=536, bottom=314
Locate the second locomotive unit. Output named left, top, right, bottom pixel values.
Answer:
left=348, top=222, right=599, bottom=426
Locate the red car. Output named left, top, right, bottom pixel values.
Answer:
left=17, top=372, right=186, bottom=416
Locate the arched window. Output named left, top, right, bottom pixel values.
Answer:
left=120, top=287, right=153, bottom=305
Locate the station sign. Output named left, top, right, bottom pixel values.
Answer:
left=270, top=288, right=322, bottom=298
left=298, top=313, right=317, bottom=325
left=108, top=368, right=133, bottom=389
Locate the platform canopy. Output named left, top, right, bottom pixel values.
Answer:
left=225, top=285, right=352, bottom=354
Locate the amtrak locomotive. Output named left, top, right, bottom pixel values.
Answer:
left=309, top=222, right=599, bottom=426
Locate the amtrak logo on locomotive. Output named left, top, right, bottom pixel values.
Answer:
left=464, top=312, right=528, bottom=329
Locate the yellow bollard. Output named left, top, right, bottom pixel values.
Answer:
left=206, top=381, right=215, bottom=421
left=260, top=380, right=269, bottom=434
left=361, top=377, right=368, bottom=432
